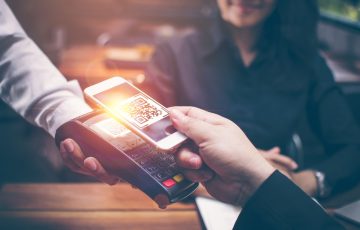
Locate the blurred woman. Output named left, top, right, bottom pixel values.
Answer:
left=144, top=0, right=360, bottom=198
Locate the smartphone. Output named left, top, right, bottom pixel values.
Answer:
left=84, top=76, right=187, bottom=151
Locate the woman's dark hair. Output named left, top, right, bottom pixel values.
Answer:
left=263, top=0, right=320, bottom=61
left=210, top=0, right=320, bottom=62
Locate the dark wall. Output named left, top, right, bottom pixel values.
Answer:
left=6, top=0, right=214, bottom=47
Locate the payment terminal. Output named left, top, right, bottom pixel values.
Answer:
left=55, top=111, right=198, bottom=207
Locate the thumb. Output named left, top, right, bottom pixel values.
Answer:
left=170, top=109, right=214, bottom=145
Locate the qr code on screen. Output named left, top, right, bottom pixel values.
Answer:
left=119, top=94, right=167, bottom=128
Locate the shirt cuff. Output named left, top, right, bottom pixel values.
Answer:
left=48, top=98, right=92, bottom=137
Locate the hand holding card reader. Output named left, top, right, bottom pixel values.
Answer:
left=55, top=111, right=198, bottom=208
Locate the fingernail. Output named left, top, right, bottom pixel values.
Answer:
left=292, top=162, right=298, bottom=169
left=190, top=157, right=200, bottom=169
left=86, top=160, right=97, bottom=172
left=170, top=109, right=185, bottom=123
left=64, top=140, right=74, bottom=153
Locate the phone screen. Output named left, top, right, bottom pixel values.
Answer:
left=94, top=83, right=176, bottom=142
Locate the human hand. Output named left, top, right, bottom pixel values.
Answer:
left=258, top=147, right=317, bottom=196
left=258, top=147, right=298, bottom=170
left=59, top=139, right=119, bottom=185
left=60, top=139, right=174, bottom=209
left=170, top=107, right=275, bottom=206
left=258, top=147, right=298, bottom=179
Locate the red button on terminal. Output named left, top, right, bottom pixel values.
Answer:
left=162, top=178, right=176, bottom=188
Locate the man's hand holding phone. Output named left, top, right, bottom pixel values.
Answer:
left=169, top=107, right=275, bottom=206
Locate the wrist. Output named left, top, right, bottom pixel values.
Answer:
left=234, top=158, right=275, bottom=206
left=292, top=170, right=317, bottom=196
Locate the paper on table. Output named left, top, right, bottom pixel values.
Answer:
left=195, top=197, right=242, bottom=230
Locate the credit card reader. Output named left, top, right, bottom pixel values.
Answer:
left=55, top=111, right=198, bottom=207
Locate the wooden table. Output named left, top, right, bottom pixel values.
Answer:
left=0, top=183, right=202, bottom=230
left=0, top=183, right=360, bottom=229
left=0, top=183, right=360, bottom=230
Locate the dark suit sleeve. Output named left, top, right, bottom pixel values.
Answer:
left=233, top=171, right=344, bottom=230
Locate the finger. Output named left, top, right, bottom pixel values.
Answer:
left=268, top=147, right=281, bottom=154
left=84, top=157, right=119, bottom=185
left=174, top=147, right=203, bottom=169
left=258, top=147, right=280, bottom=155
left=60, top=144, right=91, bottom=176
left=169, top=106, right=228, bottom=125
left=183, top=169, right=214, bottom=182
left=265, top=153, right=298, bottom=170
left=170, top=109, right=216, bottom=145
left=154, top=194, right=170, bottom=209
left=61, top=139, right=86, bottom=169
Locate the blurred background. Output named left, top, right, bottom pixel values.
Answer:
left=1, top=0, right=360, bottom=184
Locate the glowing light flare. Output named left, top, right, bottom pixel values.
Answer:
left=102, top=93, right=127, bottom=113
left=95, top=118, right=130, bottom=138
left=99, top=96, right=132, bottom=128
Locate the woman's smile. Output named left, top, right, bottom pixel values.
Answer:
left=228, top=0, right=263, bottom=15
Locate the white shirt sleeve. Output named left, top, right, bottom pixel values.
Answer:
left=0, top=0, right=92, bottom=137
